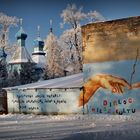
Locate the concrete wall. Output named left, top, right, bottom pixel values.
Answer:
left=82, top=16, right=140, bottom=115
left=7, top=88, right=84, bottom=114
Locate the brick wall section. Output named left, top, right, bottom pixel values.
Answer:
left=82, top=16, right=140, bottom=63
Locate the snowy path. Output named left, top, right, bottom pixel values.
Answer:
left=0, top=114, right=140, bottom=140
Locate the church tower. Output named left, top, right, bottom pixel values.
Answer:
left=32, top=26, right=46, bottom=69
left=16, top=19, right=27, bottom=47
left=8, top=19, right=33, bottom=73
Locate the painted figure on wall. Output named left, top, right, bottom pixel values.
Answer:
left=78, top=74, right=140, bottom=107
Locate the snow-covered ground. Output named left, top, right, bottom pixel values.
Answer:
left=0, top=113, right=140, bottom=140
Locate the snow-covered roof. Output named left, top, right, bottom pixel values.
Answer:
left=8, top=46, right=33, bottom=64
left=5, top=73, right=83, bottom=90
left=32, top=54, right=46, bottom=68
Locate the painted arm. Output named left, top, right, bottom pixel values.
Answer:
left=78, top=74, right=131, bottom=107
left=131, top=82, right=140, bottom=88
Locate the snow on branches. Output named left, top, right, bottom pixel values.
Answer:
left=59, top=25, right=82, bottom=74
left=0, top=12, right=19, bottom=56
left=87, top=10, right=105, bottom=23
left=60, top=4, right=105, bottom=74
left=61, top=4, right=86, bottom=29
left=44, top=32, right=65, bottom=79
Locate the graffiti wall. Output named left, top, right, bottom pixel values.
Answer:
left=82, top=16, right=140, bottom=115
left=7, top=88, right=83, bottom=114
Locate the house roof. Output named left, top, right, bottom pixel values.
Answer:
left=5, top=73, right=83, bottom=90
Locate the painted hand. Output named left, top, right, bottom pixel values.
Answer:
left=96, top=74, right=131, bottom=94
left=78, top=74, right=131, bottom=107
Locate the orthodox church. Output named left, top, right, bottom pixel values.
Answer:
left=1, top=18, right=74, bottom=84
left=8, top=19, right=46, bottom=77
left=8, top=19, right=34, bottom=72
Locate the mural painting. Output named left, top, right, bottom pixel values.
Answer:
left=81, top=16, right=140, bottom=114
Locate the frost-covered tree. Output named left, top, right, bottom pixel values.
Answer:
left=6, top=43, right=19, bottom=58
left=87, top=10, right=105, bottom=23
left=60, top=4, right=105, bottom=74
left=44, top=30, right=64, bottom=79
left=0, top=12, right=18, bottom=57
left=60, top=4, right=86, bottom=29
left=59, top=25, right=82, bottom=74
left=60, top=4, right=86, bottom=72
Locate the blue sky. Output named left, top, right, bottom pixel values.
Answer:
left=0, top=0, right=140, bottom=54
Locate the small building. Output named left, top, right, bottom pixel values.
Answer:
left=5, top=73, right=84, bottom=115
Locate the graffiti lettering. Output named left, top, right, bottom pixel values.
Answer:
left=17, top=95, right=33, bottom=98
left=28, top=107, right=39, bottom=110
left=26, top=99, right=44, bottom=104
left=35, top=95, right=45, bottom=98
left=54, top=100, right=66, bottom=104
left=103, top=98, right=134, bottom=107
left=90, top=97, right=136, bottom=115
left=44, top=99, right=52, bottom=103
left=11, top=92, right=68, bottom=113
left=46, top=94, right=61, bottom=98
left=19, top=105, right=26, bottom=109
left=92, top=107, right=136, bottom=114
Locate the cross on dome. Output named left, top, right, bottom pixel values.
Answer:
left=50, top=19, right=53, bottom=32
left=20, top=18, right=23, bottom=27
left=37, top=25, right=40, bottom=37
